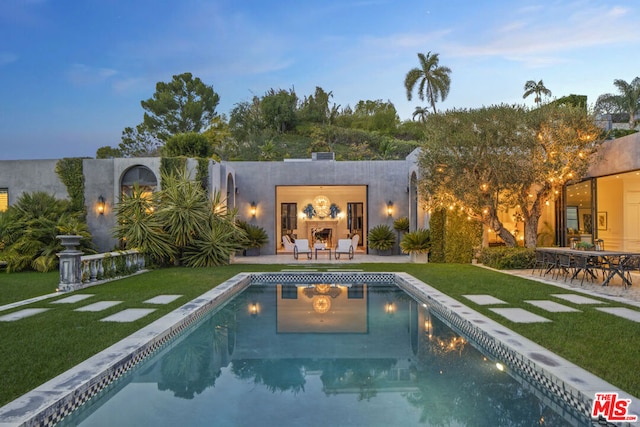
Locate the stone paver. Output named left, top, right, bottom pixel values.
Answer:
left=100, top=309, right=156, bottom=323
left=463, top=294, right=507, bottom=305
left=51, top=294, right=94, bottom=304
left=0, top=308, right=50, bottom=322
left=524, top=300, right=581, bottom=313
left=551, top=294, right=605, bottom=305
left=596, top=307, right=640, bottom=323
left=144, top=295, right=182, bottom=304
left=489, top=308, right=552, bottom=323
left=75, top=301, right=122, bottom=312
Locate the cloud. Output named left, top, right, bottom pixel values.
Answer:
left=445, top=3, right=640, bottom=66
left=66, top=64, right=117, bottom=86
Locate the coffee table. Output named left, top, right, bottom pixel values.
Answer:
left=315, top=247, right=332, bottom=260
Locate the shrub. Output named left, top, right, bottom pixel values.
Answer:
left=0, top=192, right=93, bottom=272
left=393, top=217, right=410, bottom=233
left=237, top=221, right=268, bottom=249
left=367, top=224, right=395, bottom=252
left=400, top=229, right=431, bottom=254
left=479, top=247, right=535, bottom=270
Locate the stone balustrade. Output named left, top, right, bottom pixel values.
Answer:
left=80, top=250, right=145, bottom=284
left=57, top=235, right=145, bottom=292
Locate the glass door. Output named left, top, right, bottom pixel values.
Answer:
left=347, top=202, right=363, bottom=247
left=281, top=203, right=297, bottom=242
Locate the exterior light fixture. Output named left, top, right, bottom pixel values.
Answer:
left=387, top=201, right=393, bottom=217
left=97, top=195, right=106, bottom=215
left=250, top=201, right=257, bottom=217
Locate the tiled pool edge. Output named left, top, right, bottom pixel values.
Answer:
left=1, top=271, right=637, bottom=426
left=0, top=273, right=252, bottom=427
left=393, top=272, right=640, bottom=427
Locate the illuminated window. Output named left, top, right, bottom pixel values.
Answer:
left=0, top=188, right=7, bottom=212
left=120, top=166, right=157, bottom=198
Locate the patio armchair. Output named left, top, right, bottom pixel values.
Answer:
left=351, top=234, right=360, bottom=251
left=293, top=239, right=313, bottom=260
left=334, top=239, right=354, bottom=260
left=282, top=235, right=296, bottom=252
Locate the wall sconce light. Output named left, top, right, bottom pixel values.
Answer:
left=387, top=201, right=393, bottom=217
left=97, top=195, right=106, bottom=215
left=250, top=201, right=257, bottom=217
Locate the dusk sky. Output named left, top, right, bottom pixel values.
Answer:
left=1, top=0, right=639, bottom=160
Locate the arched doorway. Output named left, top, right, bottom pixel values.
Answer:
left=120, top=165, right=157, bottom=197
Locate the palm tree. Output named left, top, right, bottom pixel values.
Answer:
left=522, top=80, right=552, bottom=106
left=404, top=52, right=452, bottom=114
left=412, top=106, right=429, bottom=123
left=613, top=77, right=640, bottom=129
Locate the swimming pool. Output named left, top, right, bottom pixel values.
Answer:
left=0, top=272, right=627, bottom=426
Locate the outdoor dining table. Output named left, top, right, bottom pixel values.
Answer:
left=535, top=247, right=640, bottom=288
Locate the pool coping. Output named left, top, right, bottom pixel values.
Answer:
left=0, top=271, right=637, bottom=426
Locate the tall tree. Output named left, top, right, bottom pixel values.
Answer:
left=119, top=123, right=163, bottom=157
left=116, top=73, right=220, bottom=156
left=298, top=86, right=334, bottom=124
left=141, top=72, right=220, bottom=141
left=260, top=88, right=298, bottom=133
left=352, top=99, right=399, bottom=134
left=404, top=52, right=452, bottom=114
left=595, top=77, right=640, bottom=129
left=418, top=104, right=602, bottom=247
left=522, top=79, right=552, bottom=106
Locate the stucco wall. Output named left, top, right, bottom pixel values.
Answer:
left=230, top=158, right=412, bottom=254
left=84, top=159, right=117, bottom=251
left=0, top=159, right=67, bottom=204
left=587, top=132, right=640, bottom=178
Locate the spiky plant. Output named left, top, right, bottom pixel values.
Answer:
left=114, top=184, right=174, bottom=264
left=400, top=228, right=431, bottom=254
left=0, top=191, right=93, bottom=272
left=367, top=224, right=395, bottom=252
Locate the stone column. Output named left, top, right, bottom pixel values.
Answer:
left=57, top=235, right=83, bottom=292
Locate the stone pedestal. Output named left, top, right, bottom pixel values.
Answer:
left=57, top=235, right=83, bottom=292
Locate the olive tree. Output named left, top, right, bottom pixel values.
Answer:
left=418, top=104, right=602, bottom=247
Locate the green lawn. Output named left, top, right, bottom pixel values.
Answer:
left=0, top=263, right=638, bottom=408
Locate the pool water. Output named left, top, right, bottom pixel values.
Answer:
left=59, top=282, right=585, bottom=426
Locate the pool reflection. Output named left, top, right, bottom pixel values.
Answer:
left=65, top=283, right=581, bottom=426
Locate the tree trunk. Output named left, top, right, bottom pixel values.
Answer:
left=485, top=211, right=517, bottom=247
left=521, top=187, right=546, bottom=248
left=523, top=217, right=539, bottom=248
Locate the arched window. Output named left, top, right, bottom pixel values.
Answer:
left=120, top=166, right=157, bottom=197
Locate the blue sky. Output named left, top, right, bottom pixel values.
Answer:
left=1, top=0, right=639, bottom=160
